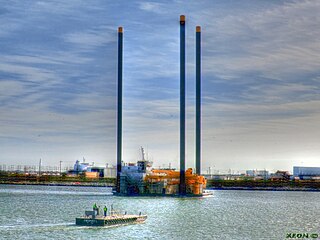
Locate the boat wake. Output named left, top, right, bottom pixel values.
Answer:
left=0, top=222, right=74, bottom=230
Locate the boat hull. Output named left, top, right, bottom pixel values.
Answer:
left=76, top=215, right=147, bottom=226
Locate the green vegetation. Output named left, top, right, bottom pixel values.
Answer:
left=0, top=172, right=116, bottom=186
left=1, top=171, right=319, bottom=190
left=207, top=179, right=320, bottom=190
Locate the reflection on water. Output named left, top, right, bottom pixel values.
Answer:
left=0, top=184, right=319, bottom=240
left=0, top=188, right=112, bottom=196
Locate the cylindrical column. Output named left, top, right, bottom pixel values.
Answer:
left=196, top=26, right=201, bottom=175
left=116, top=27, right=123, bottom=193
left=179, top=15, right=186, bottom=195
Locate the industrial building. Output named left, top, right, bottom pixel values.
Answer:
left=293, top=166, right=320, bottom=180
left=246, top=170, right=269, bottom=178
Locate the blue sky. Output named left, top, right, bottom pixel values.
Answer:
left=0, top=0, right=320, bottom=173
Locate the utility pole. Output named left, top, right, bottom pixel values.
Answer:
left=39, top=158, right=42, bottom=176
left=59, top=161, right=62, bottom=175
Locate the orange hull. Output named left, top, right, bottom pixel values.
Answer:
left=144, top=168, right=207, bottom=195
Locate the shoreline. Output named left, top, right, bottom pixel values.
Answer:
left=208, top=186, right=320, bottom=192
left=1, top=182, right=319, bottom=192
left=0, top=181, right=114, bottom=187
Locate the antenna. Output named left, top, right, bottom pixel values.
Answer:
left=39, top=158, right=42, bottom=176
left=59, top=161, right=62, bottom=175
left=140, top=146, right=145, bottom=161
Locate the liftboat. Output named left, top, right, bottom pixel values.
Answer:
left=76, top=206, right=147, bottom=226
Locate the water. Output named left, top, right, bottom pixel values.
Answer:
left=0, top=184, right=319, bottom=240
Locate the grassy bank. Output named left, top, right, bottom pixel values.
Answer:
left=0, top=171, right=116, bottom=187
left=206, top=179, right=320, bottom=191
left=2, top=171, right=320, bottom=191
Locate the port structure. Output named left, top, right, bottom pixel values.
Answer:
left=179, top=15, right=186, bottom=195
left=116, top=16, right=205, bottom=196
left=116, top=26, right=123, bottom=193
left=196, top=26, right=201, bottom=175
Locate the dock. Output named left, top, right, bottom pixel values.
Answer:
left=76, top=210, right=147, bottom=226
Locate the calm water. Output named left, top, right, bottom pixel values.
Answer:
left=0, top=185, right=319, bottom=240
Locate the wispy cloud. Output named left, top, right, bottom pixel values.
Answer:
left=0, top=0, right=119, bottom=165
left=0, top=0, right=319, bottom=171
left=201, top=1, right=320, bottom=82
left=138, top=2, right=166, bottom=14
left=63, top=27, right=116, bottom=50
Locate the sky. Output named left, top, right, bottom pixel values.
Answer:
left=0, top=0, right=320, bottom=173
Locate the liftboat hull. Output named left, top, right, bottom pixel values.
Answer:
left=76, top=215, right=147, bottom=226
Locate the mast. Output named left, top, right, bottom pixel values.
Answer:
left=116, top=26, right=123, bottom=193
left=179, top=15, right=186, bottom=195
left=195, top=26, right=201, bottom=175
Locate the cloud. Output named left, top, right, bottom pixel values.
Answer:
left=63, top=27, right=116, bottom=50
left=1, top=0, right=320, bottom=171
left=0, top=1, right=119, bottom=165
left=0, top=62, right=61, bottom=84
left=113, top=0, right=320, bottom=170
left=201, top=1, right=320, bottom=82
left=139, top=2, right=166, bottom=14
left=0, top=80, right=25, bottom=103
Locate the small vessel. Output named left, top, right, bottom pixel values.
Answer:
left=76, top=206, right=147, bottom=226
left=202, top=189, right=214, bottom=197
